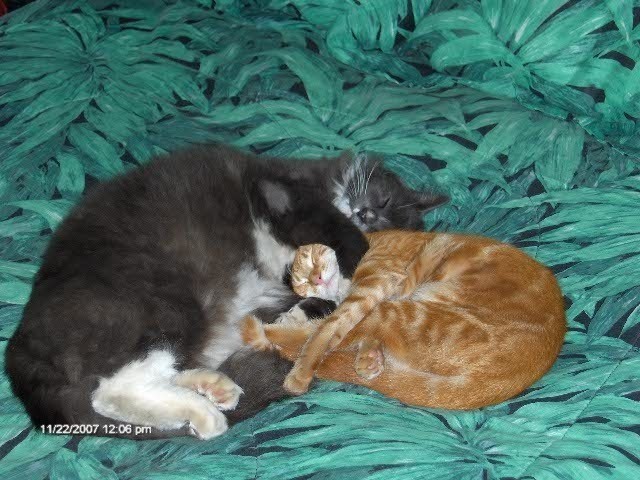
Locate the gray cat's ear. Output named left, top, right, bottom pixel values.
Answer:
left=258, top=180, right=291, bottom=214
left=336, top=150, right=355, bottom=163
left=333, top=150, right=355, bottom=174
left=335, top=150, right=370, bottom=170
left=416, top=191, right=449, bottom=212
left=334, top=150, right=371, bottom=184
left=345, top=151, right=372, bottom=169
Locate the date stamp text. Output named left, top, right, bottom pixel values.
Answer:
left=40, top=424, right=153, bottom=436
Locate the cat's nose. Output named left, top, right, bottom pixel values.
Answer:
left=311, top=272, right=325, bottom=285
left=357, top=208, right=376, bottom=223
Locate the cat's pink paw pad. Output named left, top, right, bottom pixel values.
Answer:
left=355, top=345, right=384, bottom=380
left=176, top=370, right=243, bottom=411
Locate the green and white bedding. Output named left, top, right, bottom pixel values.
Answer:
left=0, top=1, right=639, bottom=478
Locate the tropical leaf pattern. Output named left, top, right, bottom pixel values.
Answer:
left=1, top=0, right=639, bottom=478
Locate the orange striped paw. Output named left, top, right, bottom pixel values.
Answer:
left=240, top=315, right=272, bottom=351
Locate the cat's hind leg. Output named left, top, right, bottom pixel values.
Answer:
left=355, top=338, right=384, bottom=380
left=92, top=349, right=231, bottom=439
left=174, top=369, right=243, bottom=411
left=350, top=300, right=421, bottom=381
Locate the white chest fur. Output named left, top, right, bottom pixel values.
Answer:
left=198, top=221, right=295, bottom=368
left=251, top=219, right=296, bottom=279
left=199, top=265, right=290, bottom=368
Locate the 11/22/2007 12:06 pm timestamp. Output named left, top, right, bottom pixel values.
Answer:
left=40, top=424, right=152, bottom=435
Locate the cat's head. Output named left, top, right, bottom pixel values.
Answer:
left=332, top=154, right=448, bottom=232
left=290, top=244, right=340, bottom=300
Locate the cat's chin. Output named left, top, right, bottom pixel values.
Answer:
left=312, top=283, right=338, bottom=302
left=323, top=281, right=338, bottom=301
left=335, top=278, right=352, bottom=303
left=350, top=215, right=369, bottom=232
left=305, top=270, right=340, bottom=301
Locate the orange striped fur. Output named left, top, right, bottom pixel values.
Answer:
left=242, top=230, right=566, bottom=409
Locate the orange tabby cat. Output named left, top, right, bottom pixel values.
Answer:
left=242, top=230, right=566, bottom=409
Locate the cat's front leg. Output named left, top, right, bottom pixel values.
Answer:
left=284, top=256, right=400, bottom=394
left=241, top=314, right=316, bottom=362
left=289, top=207, right=369, bottom=278
left=275, top=298, right=337, bottom=326
left=283, top=322, right=339, bottom=394
left=174, top=369, right=243, bottom=411
left=274, top=244, right=348, bottom=326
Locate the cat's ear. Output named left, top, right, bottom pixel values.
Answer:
left=335, top=150, right=370, bottom=172
left=332, top=150, right=373, bottom=188
left=336, top=150, right=355, bottom=164
left=331, top=150, right=356, bottom=177
left=258, top=180, right=291, bottom=215
left=415, top=191, right=449, bottom=213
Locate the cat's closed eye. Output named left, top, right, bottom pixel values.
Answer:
left=378, top=196, right=390, bottom=209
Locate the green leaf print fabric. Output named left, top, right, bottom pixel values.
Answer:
left=1, top=1, right=639, bottom=478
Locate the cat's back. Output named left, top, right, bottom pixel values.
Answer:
left=363, top=230, right=432, bottom=259
left=430, top=232, right=563, bottom=305
left=363, top=230, right=563, bottom=312
left=29, top=145, right=262, bottom=297
left=68, top=145, right=249, bottom=232
left=316, top=230, right=565, bottom=410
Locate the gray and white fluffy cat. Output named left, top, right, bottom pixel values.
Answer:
left=6, top=145, right=446, bottom=439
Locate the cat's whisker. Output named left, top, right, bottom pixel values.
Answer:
left=350, top=174, right=358, bottom=192
left=347, top=182, right=357, bottom=199
left=355, top=159, right=366, bottom=197
left=354, top=167, right=362, bottom=197
left=363, top=163, right=377, bottom=196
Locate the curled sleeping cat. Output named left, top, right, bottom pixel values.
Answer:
left=6, top=145, right=447, bottom=439
left=242, top=230, right=566, bottom=409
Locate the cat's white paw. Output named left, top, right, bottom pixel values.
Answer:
left=276, top=305, right=310, bottom=325
left=175, top=369, right=243, bottom=411
left=200, top=375, right=243, bottom=411
left=187, top=402, right=228, bottom=440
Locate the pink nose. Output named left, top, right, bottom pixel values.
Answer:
left=311, top=274, right=325, bottom=285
